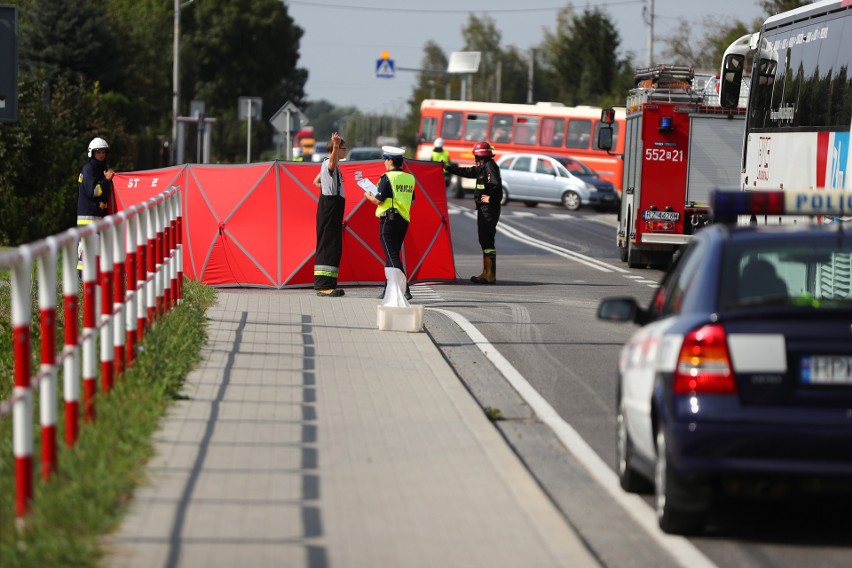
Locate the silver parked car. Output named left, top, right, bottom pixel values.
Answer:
left=496, top=153, right=606, bottom=211
left=346, top=147, right=383, bottom=161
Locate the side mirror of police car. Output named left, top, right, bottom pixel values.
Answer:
left=597, top=297, right=650, bottom=326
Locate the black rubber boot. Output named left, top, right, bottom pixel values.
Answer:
left=471, top=253, right=496, bottom=284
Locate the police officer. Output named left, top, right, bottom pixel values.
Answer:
left=77, top=137, right=115, bottom=273
left=364, top=146, right=415, bottom=300
left=444, top=141, right=501, bottom=284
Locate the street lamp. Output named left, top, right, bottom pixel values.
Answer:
left=173, top=0, right=195, bottom=165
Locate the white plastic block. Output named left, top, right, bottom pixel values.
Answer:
left=377, top=305, right=424, bottom=332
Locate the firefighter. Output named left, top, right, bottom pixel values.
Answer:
left=364, top=146, right=415, bottom=300
left=77, top=137, right=115, bottom=274
left=444, top=141, right=501, bottom=284
left=312, top=132, right=348, bottom=297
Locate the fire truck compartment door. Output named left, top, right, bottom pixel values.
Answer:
left=686, top=114, right=745, bottom=207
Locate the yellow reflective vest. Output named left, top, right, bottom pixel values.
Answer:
left=375, top=170, right=415, bottom=222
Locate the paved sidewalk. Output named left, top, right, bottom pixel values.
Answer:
left=107, top=289, right=598, bottom=568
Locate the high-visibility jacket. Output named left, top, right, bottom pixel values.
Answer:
left=375, top=170, right=415, bottom=222
left=431, top=148, right=450, bottom=170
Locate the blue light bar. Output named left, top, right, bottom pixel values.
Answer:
left=712, top=190, right=852, bottom=218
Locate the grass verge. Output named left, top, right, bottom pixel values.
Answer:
left=0, top=280, right=216, bottom=568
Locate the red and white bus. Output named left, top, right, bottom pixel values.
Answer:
left=416, top=99, right=626, bottom=196
left=720, top=0, right=852, bottom=202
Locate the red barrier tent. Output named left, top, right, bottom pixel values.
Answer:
left=114, top=160, right=456, bottom=288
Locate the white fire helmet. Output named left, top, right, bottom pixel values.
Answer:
left=434, top=138, right=444, bottom=148
left=88, top=137, right=110, bottom=157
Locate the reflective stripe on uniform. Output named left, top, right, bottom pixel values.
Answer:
left=314, top=265, right=339, bottom=277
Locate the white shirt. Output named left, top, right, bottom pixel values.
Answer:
left=319, top=157, right=345, bottom=198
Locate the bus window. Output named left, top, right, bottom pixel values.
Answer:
left=514, top=115, right=540, bottom=145
left=441, top=112, right=463, bottom=140
left=540, top=117, right=565, bottom=147
left=566, top=119, right=592, bottom=149
left=419, top=117, right=437, bottom=144
left=490, top=114, right=513, bottom=144
left=464, top=113, right=489, bottom=141
left=593, top=121, right=619, bottom=151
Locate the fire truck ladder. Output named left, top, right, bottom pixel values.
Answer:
left=629, top=65, right=704, bottom=106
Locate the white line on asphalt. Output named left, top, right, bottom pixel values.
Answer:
left=449, top=204, right=630, bottom=274
left=429, top=307, right=718, bottom=568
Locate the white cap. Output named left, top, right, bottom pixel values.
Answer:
left=382, top=145, right=405, bottom=158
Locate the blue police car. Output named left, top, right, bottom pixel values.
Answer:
left=598, top=190, right=852, bottom=534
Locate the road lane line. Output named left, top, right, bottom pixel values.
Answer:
left=449, top=204, right=630, bottom=274
left=430, top=307, right=718, bottom=568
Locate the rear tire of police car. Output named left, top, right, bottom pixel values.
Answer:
left=616, top=396, right=651, bottom=493
left=654, top=429, right=706, bottom=535
left=562, top=191, right=580, bottom=211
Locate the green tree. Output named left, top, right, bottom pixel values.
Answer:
left=400, top=41, right=455, bottom=149
left=459, top=14, right=503, bottom=102
left=0, top=75, right=132, bottom=245
left=659, top=16, right=752, bottom=71
left=539, top=6, right=633, bottom=107
left=759, top=0, right=811, bottom=16
left=181, top=0, right=307, bottom=162
left=20, top=0, right=122, bottom=91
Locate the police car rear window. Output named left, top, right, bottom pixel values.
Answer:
left=719, top=236, right=852, bottom=310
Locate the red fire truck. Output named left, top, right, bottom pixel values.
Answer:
left=604, top=66, right=746, bottom=268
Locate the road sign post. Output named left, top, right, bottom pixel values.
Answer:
left=238, top=96, right=262, bottom=163
left=270, top=101, right=307, bottom=160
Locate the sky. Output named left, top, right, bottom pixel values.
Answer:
left=285, top=0, right=768, bottom=115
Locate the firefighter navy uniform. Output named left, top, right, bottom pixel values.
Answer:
left=77, top=138, right=114, bottom=272
left=445, top=142, right=501, bottom=283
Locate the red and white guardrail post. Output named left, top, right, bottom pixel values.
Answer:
left=11, top=247, right=34, bottom=517
left=81, top=230, right=99, bottom=422
left=62, top=237, right=81, bottom=446
left=37, top=238, right=59, bottom=479
left=3, top=186, right=182, bottom=520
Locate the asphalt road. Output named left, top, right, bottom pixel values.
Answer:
left=421, top=197, right=852, bottom=568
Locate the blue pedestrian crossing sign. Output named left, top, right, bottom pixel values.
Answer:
left=376, top=55, right=395, bottom=79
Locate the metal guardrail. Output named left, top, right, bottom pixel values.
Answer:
left=0, top=186, right=183, bottom=519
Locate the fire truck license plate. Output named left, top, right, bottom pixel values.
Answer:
left=642, top=210, right=680, bottom=221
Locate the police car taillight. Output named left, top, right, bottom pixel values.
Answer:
left=712, top=189, right=852, bottom=220
left=673, top=324, right=737, bottom=395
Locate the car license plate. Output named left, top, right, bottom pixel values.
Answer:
left=800, top=355, right=852, bottom=384
left=642, top=210, right=679, bottom=221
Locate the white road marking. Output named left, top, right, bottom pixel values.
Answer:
left=429, top=307, right=718, bottom=568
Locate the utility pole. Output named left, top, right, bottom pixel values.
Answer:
left=527, top=48, right=535, bottom=104
left=172, top=0, right=180, bottom=164
left=645, top=0, right=655, bottom=67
